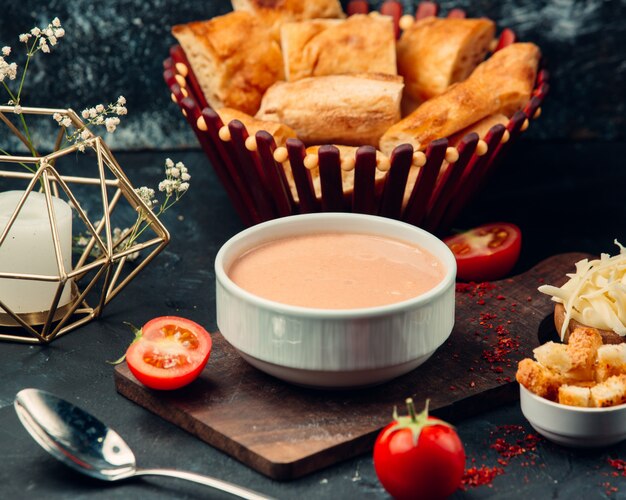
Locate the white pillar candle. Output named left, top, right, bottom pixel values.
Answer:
left=0, top=190, right=73, bottom=315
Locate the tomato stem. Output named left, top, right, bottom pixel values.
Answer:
left=406, top=397, right=418, bottom=422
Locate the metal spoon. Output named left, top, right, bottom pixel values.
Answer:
left=14, top=388, right=271, bottom=500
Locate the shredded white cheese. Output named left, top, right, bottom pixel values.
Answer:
left=538, top=240, right=626, bottom=340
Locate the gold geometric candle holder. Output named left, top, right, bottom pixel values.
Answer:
left=0, top=105, right=170, bottom=344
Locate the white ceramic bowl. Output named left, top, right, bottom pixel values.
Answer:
left=520, top=385, right=626, bottom=447
left=214, top=213, right=456, bottom=389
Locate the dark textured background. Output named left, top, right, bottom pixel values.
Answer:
left=0, top=0, right=624, bottom=151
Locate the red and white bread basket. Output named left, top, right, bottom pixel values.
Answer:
left=163, top=1, right=548, bottom=234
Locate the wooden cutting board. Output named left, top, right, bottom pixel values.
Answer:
left=115, top=253, right=585, bottom=480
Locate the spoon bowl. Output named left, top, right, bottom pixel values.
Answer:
left=15, top=388, right=270, bottom=499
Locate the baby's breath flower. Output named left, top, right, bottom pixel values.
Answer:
left=39, top=39, right=50, bottom=53
left=61, top=116, right=72, bottom=127
left=81, top=109, right=90, bottom=119
left=158, top=179, right=173, bottom=194
left=80, top=129, right=91, bottom=140
left=178, top=182, right=190, bottom=193
left=30, top=27, right=41, bottom=36
left=117, top=95, right=126, bottom=105
left=53, top=112, right=63, bottom=123
left=48, top=35, right=57, bottom=46
left=105, top=116, right=120, bottom=133
left=19, top=33, right=30, bottom=43
left=76, top=235, right=90, bottom=247
left=0, top=58, right=18, bottom=82
left=181, top=172, right=191, bottom=181
left=52, top=17, right=61, bottom=28
left=169, top=167, right=180, bottom=178
left=95, top=104, right=105, bottom=113
left=165, top=158, right=174, bottom=168
left=54, top=28, right=65, bottom=38
left=135, top=186, right=158, bottom=209
left=13, top=104, right=22, bottom=114
left=2, top=46, right=10, bottom=56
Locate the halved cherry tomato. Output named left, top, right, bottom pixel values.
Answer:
left=374, top=399, right=466, bottom=500
left=444, top=222, right=522, bottom=282
left=126, top=316, right=212, bottom=390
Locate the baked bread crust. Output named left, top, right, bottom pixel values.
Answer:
left=172, top=12, right=284, bottom=115
left=231, top=0, right=344, bottom=35
left=256, top=73, right=404, bottom=146
left=397, top=17, right=495, bottom=103
left=380, top=43, right=540, bottom=155
left=216, top=107, right=297, bottom=146
left=281, top=14, right=396, bottom=82
left=447, top=113, right=509, bottom=146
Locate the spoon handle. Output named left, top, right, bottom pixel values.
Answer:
left=134, top=468, right=272, bottom=500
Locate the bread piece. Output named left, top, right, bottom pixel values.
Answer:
left=231, top=0, right=344, bottom=36
left=171, top=12, right=283, bottom=115
left=533, top=342, right=572, bottom=374
left=566, top=327, right=603, bottom=379
left=397, top=17, right=495, bottom=103
left=448, top=114, right=509, bottom=146
left=516, top=358, right=561, bottom=401
left=380, top=43, right=540, bottom=156
left=216, top=108, right=297, bottom=146
left=282, top=145, right=388, bottom=204
left=558, top=385, right=592, bottom=407
left=595, top=344, right=626, bottom=382
left=590, top=374, right=626, bottom=407
left=470, top=42, right=540, bottom=116
left=281, top=14, right=396, bottom=82
left=256, top=74, right=404, bottom=146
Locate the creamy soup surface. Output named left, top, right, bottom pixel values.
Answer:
left=228, top=233, right=445, bottom=309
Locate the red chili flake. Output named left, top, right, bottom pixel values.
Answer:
left=470, top=381, right=476, bottom=388
left=608, top=458, right=626, bottom=477
left=449, top=385, right=457, bottom=391
left=602, top=482, right=618, bottom=495
left=526, top=296, right=532, bottom=302
left=496, top=295, right=506, bottom=300
left=477, top=299, right=486, bottom=305
left=461, top=465, right=505, bottom=489
left=538, top=278, right=545, bottom=283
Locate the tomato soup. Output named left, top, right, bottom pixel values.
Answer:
left=227, top=233, right=445, bottom=309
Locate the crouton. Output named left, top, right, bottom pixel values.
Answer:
left=595, top=344, right=626, bottom=382
left=590, top=375, right=626, bottom=407
left=566, top=327, right=603, bottom=377
left=533, top=341, right=572, bottom=374
left=558, top=385, right=592, bottom=407
left=516, top=358, right=561, bottom=401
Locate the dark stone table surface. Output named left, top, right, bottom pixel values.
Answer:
left=1, top=140, right=626, bottom=499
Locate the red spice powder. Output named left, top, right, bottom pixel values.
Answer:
left=461, top=465, right=505, bottom=489
left=607, top=458, right=626, bottom=477
left=455, top=281, right=522, bottom=376
left=463, top=426, right=543, bottom=489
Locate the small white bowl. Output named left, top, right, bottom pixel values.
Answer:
left=520, top=385, right=626, bottom=447
left=214, top=213, right=456, bottom=388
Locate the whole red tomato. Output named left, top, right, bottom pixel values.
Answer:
left=125, top=316, right=212, bottom=390
left=373, top=398, right=465, bottom=500
left=444, top=222, right=522, bottom=282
